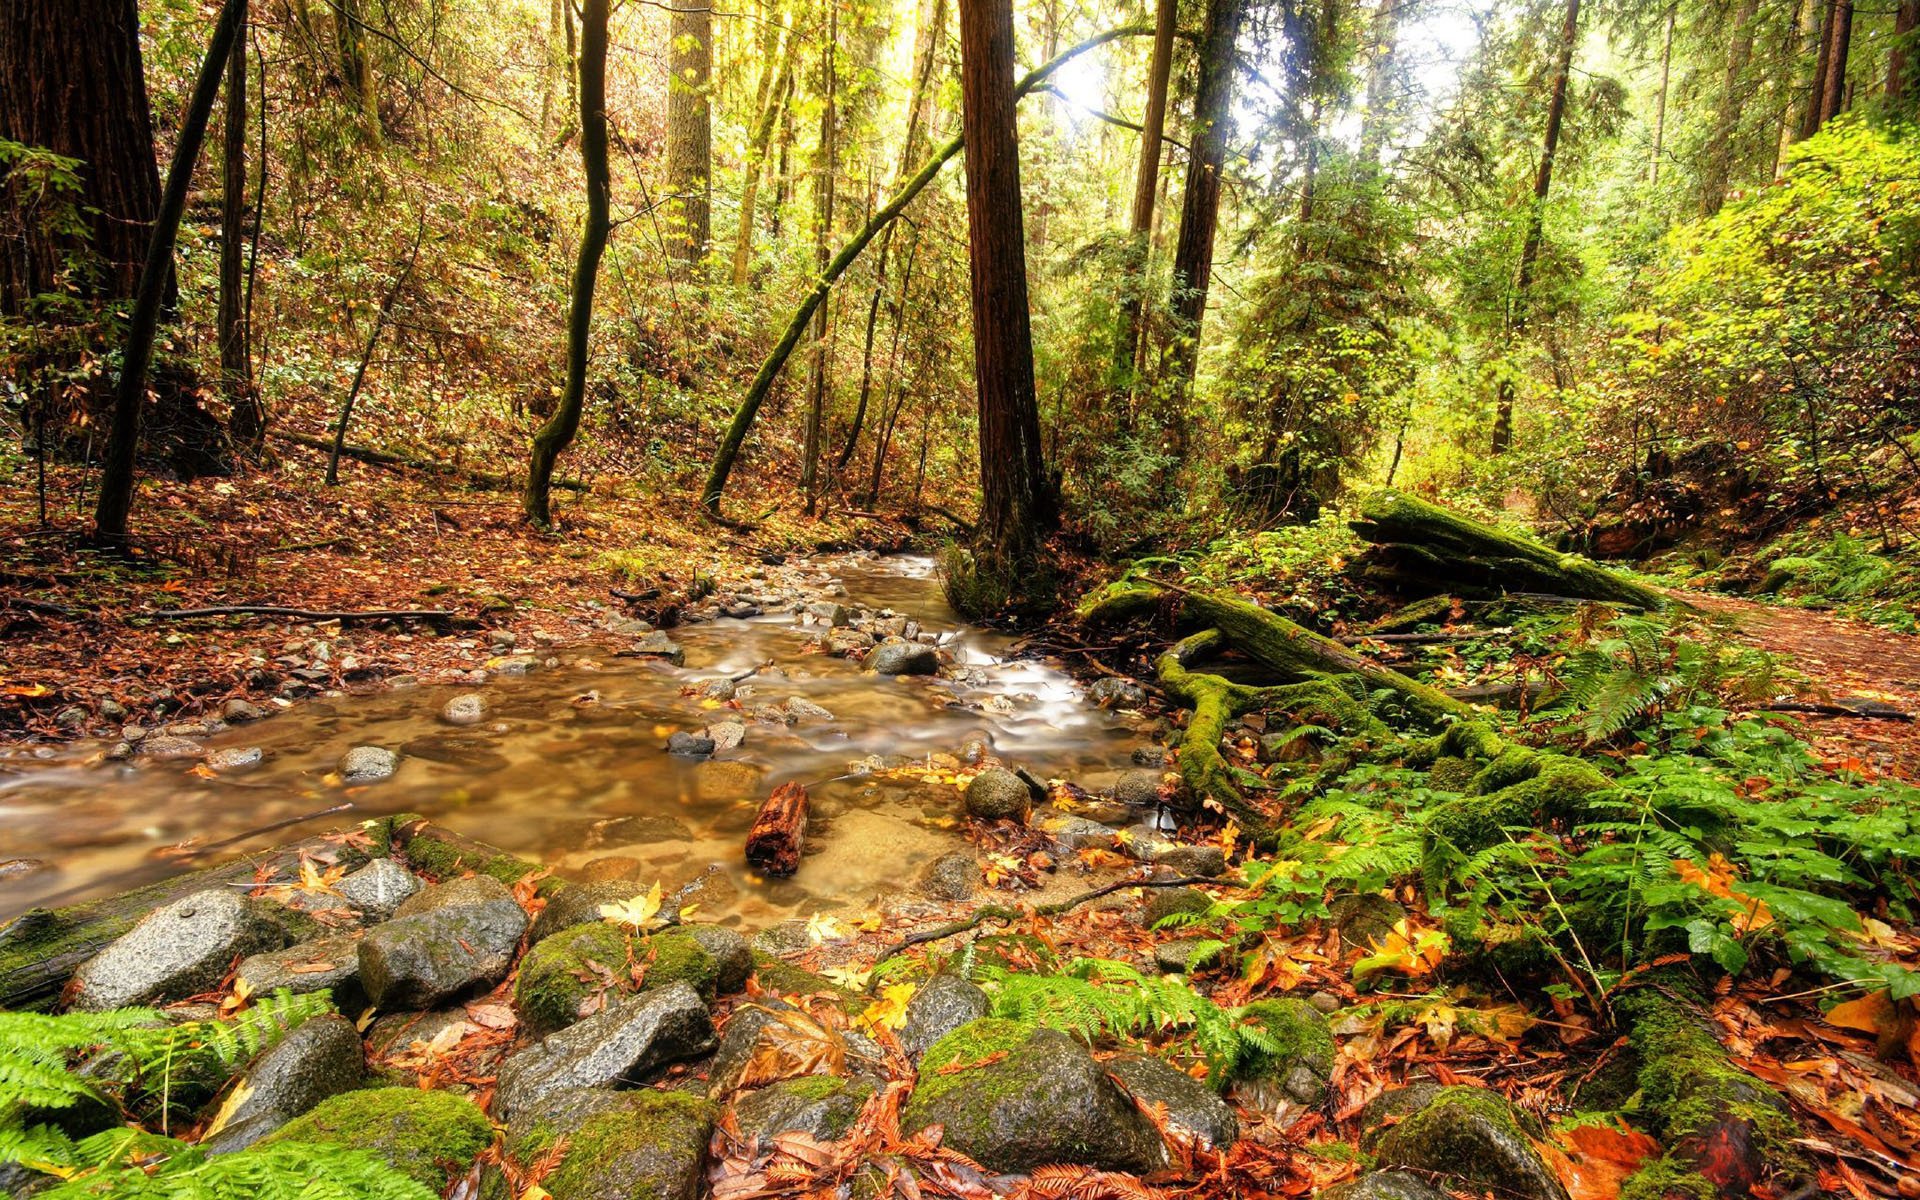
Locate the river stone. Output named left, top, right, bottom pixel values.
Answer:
left=441, top=693, right=487, bottom=725
left=504, top=1088, right=713, bottom=1200
left=733, top=1075, right=877, bottom=1144
left=916, top=851, right=977, bottom=901
left=631, top=631, right=686, bottom=666
left=339, top=745, right=399, bottom=783
left=1032, top=811, right=1118, bottom=851
left=865, top=640, right=938, bottom=676
left=1150, top=843, right=1229, bottom=877
left=1113, top=768, right=1170, bottom=808
left=680, top=923, right=751, bottom=993
left=203, top=1014, right=364, bottom=1153
left=700, top=678, right=737, bottom=702
left=359, top=876, right=528, bottom=1009
left=1372, top=1086, right=1569, bottom=1200
left=1154, top=938, right=1225, bottom=975
left=1106, top=1054, right=1239, bottom=1152
left=899, top=974, right=991, bottom=1061
left=221, top=698, right=264, bottom=722
left=1143, top=887, right=1212, bottom=928
left=1087, top=677, right=1147, bottom=708
left=493, top=981, right=716, bottom=1118
left=236, top=934, right=363, bottom=1004
left=826, top=627, right=875, bottom=655
left=1320, top=1171, right=1452, bottom=1200
left=206, top=746, right=264, bottom=773
left=807, top=601, right=851, bottom=626
left=903, top=1020, right=1162, bottom=1174
left=531, top=880, right=638, bottom=944
left=1239, top=998, right=1336, bottom=1106
left=667, top=731, right=715, bottom=758
left=266, top=1088, right=492, bottom=1191
left=1331, top=893, right=1407, bottom=953
left=70, top=889, right=282, bottom=1010
left=366, top=1007, right=478, bottom=1057
left=784, top=695, right=834, bottom=722
left=337, top=858, right=422, bottom=918
left=964, top=767, right=1033, bottom=821
left=141, top=735, right=204, bottom=759
left=706, top=720, right=747, bottom=751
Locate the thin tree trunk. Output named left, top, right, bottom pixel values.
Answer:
left=665, top=0, right=713, bottom=274
left=1819, top=0, right=1854, bottom=123
left=221, top=12, right=259, bottom=444
left=958, top=0, right=1051, bottom=562
left=327, top=212, right=425, bottom=485
left=699, top=25, right=1152, bottom=520
left=92, top=0, right=247, bottom=548
left=1801, top=0, right=1838, bottom=138
left=732, top=16, right=794, bottom=286
left=524, top=0, right=611, bottom=528
left=1110, top=0, right=1176, bottom=398
left=1701, top=0, right=1758, bottom=215
left=1162, top=0, right=1247, bottom=401
left=801, top=6, right=839, bottom=516
left=1358, top=0, right=1403, bottom=164
left=1489, top=0, right=1579, bottom=456
left=1891, top=0, right=1919, bottom=100
left=333, top=0, right=379, bottom=136
left=1650, top=3, right=1675, bottom=183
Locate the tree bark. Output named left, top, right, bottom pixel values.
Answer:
left=1109, top=0, right=1177, bottom=398
left=1800, top=0, right=1837, bottom=140
left=92, top=0, right=247, bottom=549
left=1701, top=0, right=1758, bottom=216
left=1358, top=0, right=1404, bottom=165
left=1892, top=0, right=1920, bottom=101
left=732, top=16, right=794, bottom=286
left=745, top=781, right=809, bottom=876
left=327, top=212, right=426, bottom=485
left=334, top=0, right=379, bottom=136
left=524, top=0, right=611, bottom=529
left=1489, top=0, right=1579, bottom=456
left=1649, top=3, right=1674, bottom=183
left=220, top=13, right=260, bottom=443
left=0, top=0, right=165, bottom=313
left=800, top=6, right=839, bottom=516
left=958, top=0, right=1052, bottom=562
left=1819, top=0, right=1854, bottom=124
left=1162, top=0, right=1247, bottom=401
left=665, top=0, right=713, bottom=274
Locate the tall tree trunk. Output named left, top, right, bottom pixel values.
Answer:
left=327, top=211, right=425, bottom=485
left=1162, top=0, right=1247, bottom=401
left=1701, top=0, right=1758, bottom=215
left=0, top=0, right=165, bottom=313
left=1110, top=0, right=1177, bottom=398
left=93, top=0, right=248, bottom=548
left=957, top=0, right=1052, bottom=561
left=524, top=0, right=611, bottom=529
left=1819, top=0, right=1854, bottom=124
left=1489, top=0, right=1579, bottom=456
left=221, top=13, right=260, bottom=444
left=334, top=0, right=379, bottom=136
left=1890, top=0, right=1919, bottom=101
left=1649, top=3, right=1675, bottom=183
left=838, top=0, right=947, bottom=471
left=1800, top=0, right=1836, bottom=139
left=801, top=6, right=838, bottom=515
left=665, top=0, right=713, bottom=274
left=1358, top=0, right=1404, bottom=165
left=732, top=16, right=794, bottom=286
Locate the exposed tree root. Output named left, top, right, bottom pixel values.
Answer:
left=873, top=874, right=1225, bottom=964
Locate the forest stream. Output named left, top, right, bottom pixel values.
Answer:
left=0, top=555, right=1153, bottom=927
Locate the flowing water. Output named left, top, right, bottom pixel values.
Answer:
left=0, top=556, right=1152, bottom=928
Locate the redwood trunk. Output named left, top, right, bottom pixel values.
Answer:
left=1163, top=0, right=1247, bottom=399
left=1110, top=0, right=1176, bottom=398
left=1892, top=1, right=1920, bottom=101
left=665, top=0, right=713, bottom=273
left=1819, top=0, right=1854, bottom=124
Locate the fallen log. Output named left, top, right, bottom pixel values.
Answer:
left=1351, top=491, right=1672, bottom=610
left=271, top=430, right=590, bottom=494
left=143, top=604, right=454, bottom=625
left=746, top=781, right=809, bottom=877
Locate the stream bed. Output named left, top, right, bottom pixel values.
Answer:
left=0, top=555, right=1155, bottom=928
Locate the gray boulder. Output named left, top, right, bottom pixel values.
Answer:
left=806, top=601, right=851, bottom=626
left=1112, top=768, right=1169, bottom=808
left=679, top=924, right=752, bottom=993
left=916, top=852, right=977, bottom=902
left=530, top=880, right=639, bottom=945
left=501, top=1088, right=713, bottom=1200
left=1319, top=1172, right=1452, bottom=1200
left=1032, top=811, right=1118, bottom=851
left=903, top=1021, right=1163, bottom=1174
left=783, top=696, right=834, bottom=723
left=1143, top=887, right=1212, bottom=928
left=964, top=768, right=1033, bottom=821
left=337, top=858, right=422, bottom=918
left=1371, top=1086, right=1569, bottom=1200
left=705, top=720, right=747, bottom=751
left=1087, top=677, right=1147, bottom=708
left=203, top=1014, right=364, bottom=1153
left=222, top=698, right=264, bottom=722
left=1153, top=938, right=1225, bottom=975
left=825, top=627, right=875, bottom=656
left=206, top=746, right=264, bottom=773
left=865, top=641, right=938, bottom=676
left=494, top=982, right=716, bottom=1118
left=667, top=731, right=715, bottom=758
left=339, top=745, right=399, bottom=783
left=70, top=889, right=282, bottom=1010
left=1238, top=998, right=1336, bottom=1106
left=631, top=631, right=686, bottom=666
left=732, top=1075, right=877, bottom=1144
left=1106, top=1054, right=1238, bottom=1152
left=1150, top=844, right=1229, bottom=877
left=899, top=974, right=991, bottom=1061
left=358, top=876, right=528, bottom=1009
left=236, top=934, right=363, bottom=1005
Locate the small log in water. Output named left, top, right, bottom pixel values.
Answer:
left=745, top=781, right=808, bottom=877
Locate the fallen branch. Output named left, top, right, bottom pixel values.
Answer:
left=873, top=874, right=1225, bottom=964
left=143, top=604, right=454, bottom=624
left=0, top=596, right=83, bottom=620
left=746, top=781, right=809, bottom=876
left=271, top=431, right=589, bottom=494
left=1763, top=699, right=1914, bottom=721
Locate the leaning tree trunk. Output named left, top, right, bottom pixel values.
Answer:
left=958, top=0, right=1052, bottom=563
left=1489, top=0, right=1579, bottom=456
left=1161, top=0, right=1247, bottom=401
left=220, top=13, right=261, bottom=445
left=1700, top=0, right=1757, bottom=217
left=0, top=0, right=166, bottom=314
left=93, top=0, right=248, bottom=549
left=524, top=0, right=611, bottom=529
left=334, top=0, right=379, bottom=136
left=665, top=0, right=712, bottom=275
left=1109, top=0, right=1176, bottom=400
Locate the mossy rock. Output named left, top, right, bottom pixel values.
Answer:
left=750, top=951, right=870, bottom=1015
left=903, top=1019, right=1162, bottom=1174
left=1143, top=887, right=1212, bottom=928
left=515, top=921, right=633, bottom=1033
left=1425, top=755, right=1476, bottom=794
left=1234, top=998, right=1334, bottom=1103
left=732, top=1074, right=878, bottom=1143
left=267, top=1086, right=491, bottom=1191
left=1371, top=1086, right=1567, bottom=1200
left=645, top=929, right=720, bottom=1000
left=505, top=1088, right=714, bottom=1200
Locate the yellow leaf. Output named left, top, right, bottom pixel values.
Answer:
left=204, top=1080, right=254, bottom=1137
left=805, top=913, right=850, bottom=944
left=857, top=982, right=917, bottom=1034
left=599, top=881, right=664, bottom=930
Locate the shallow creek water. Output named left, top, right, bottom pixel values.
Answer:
left=0, top=555, right=1152, bottom=928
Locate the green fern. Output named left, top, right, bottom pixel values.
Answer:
left=33, top=1132, right=435, bottom=1200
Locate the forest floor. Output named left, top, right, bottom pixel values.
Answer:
left=0, top=445, right=926, bottom=743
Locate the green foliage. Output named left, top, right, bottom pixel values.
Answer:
left=1550, top=614, right=1779, bottom=743
left=25, top=1132, right=434, bottom=1200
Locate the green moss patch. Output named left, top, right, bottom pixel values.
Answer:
left=267, top=1086, right=492, bottom=1190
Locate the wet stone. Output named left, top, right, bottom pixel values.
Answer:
left=493, top=981, right=717, bottom=1118
left=71, top=889, right=282, bottom=1011
left=964, top=768, right=1033, bottom=821
left=1371, top=1086, right=1569, bottom=1200
left=1113, top=768, right=1170, bottom=808
left=899, top=973, right=991, bottom=1061
left=679, top=923, right=752, bottom=993
left=1032, top=811, right=1118, bottom=851
left=337, top=858, right=422, bottom=918
left=530, top=880, right=640, bottom=945
left=705, top=720, right=747, bottom=751
left=1087, top=677, right=1148, bottom=708
left=339, top=745, right=399, bottom=783
left=667, top=731, right=715, bottom=758
left=630, top=631, right=686, bottom=666
left=442, top=693, right=488, bottom=725
left=359, top=875, right=528, bottom=1009
left=916, top=852, right=977, bottom=902
left=733, top=1075, right=877, bottom=1144
left=140, top=735, right=204, bottom=760
left=1107, top=1053, right=1239, bottom=1153
left=501, top=1088, right=713, bottom=1200
left=1143, top=887, right=1212, bottom=928
left=203, top=1014, right=364, bottom=1153
left=236, top=934, right=363, bottom=1004
left=865, top=640, right=938, bottom=676
left=1150, top=844, right=1228, bottom=877
left=1319, top=1172, right=1452, bottom=1200
left=1154, top=938, right=1225, bottom=975
left=205, top=745, right=264, bottom=773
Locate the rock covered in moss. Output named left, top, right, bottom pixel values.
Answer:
left=529, top=880, right=637, bottom=945
left=1330, top=893, right=1406, bottom=953
left=732, top=1075, right=878, bottom=1144
left=679, top=923, right=751, bottom=993
left=70, top=889, right=283, bottom=1011
left=516, top=921, right=631, bottom=1033
left=500, top=1088, right=713, bottom=1200
left=899, top=973, right=991, bottom=1061
left=902, top=1019, right=1163, bottom=1174
left=707, top=1001, right=881, bottom=1098
left=915, top=851, right=978, bottom=901
left=266, top=1086, right=492, bottom=1190
left=1236, top=998, right=1334, bottom=1104
left=203, top=1013, right=364, bottom=1153
left=1154, top=938, right=1225, bottom=975
left=494, top=981, right=716, bottom=1118
left=1105, top=1054, right=1238, bottom=1152
left=1319, top=1170, right=1451, bottom=1200
left=1371, top=1086, right=1569, bottom=1200
left=964, top=768, right=1033, bottom=821
left=1143, top=886, right=1212, bottom=929
left=1149, top=843, right=1228, bottom=877
left=358, top=875, right=528, bottom=1009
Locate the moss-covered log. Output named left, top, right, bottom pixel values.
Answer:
left=1352, top=491, right=1672, bottom=610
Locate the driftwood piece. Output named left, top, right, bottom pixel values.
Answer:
left=1351, top=491, right=1672, bottom=610
left=746, top=781, right=809, bottom=876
